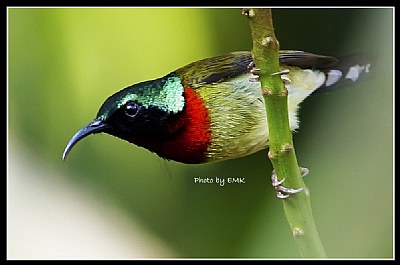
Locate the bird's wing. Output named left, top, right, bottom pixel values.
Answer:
left=175, top=51, right=338, bottom=88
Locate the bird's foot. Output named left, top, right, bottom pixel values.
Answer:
left=271, top=167, right=308, bottom=199
left=249, top=67, right=292, bottom=84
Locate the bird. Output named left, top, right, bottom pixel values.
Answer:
left=62, top=50, right=371, bottom=164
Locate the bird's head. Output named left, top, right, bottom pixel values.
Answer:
left=62, top=73, right=197, bottom=161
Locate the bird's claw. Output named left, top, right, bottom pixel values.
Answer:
left=247, top=61, right=255, bottom=69
left=281, top=76, right=291, bottom=84
left=299, top=166, right=309, bottom=178
left=271, top=68, right=290, bottom=76
left=250, top=67, right=262, bottom=74
left=271, top=167, right=308, bottom=199
left=249, top=76, right=260, bottom=82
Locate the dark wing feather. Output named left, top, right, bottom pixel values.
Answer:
left=175, top=51, right=253, bottom=88
left=175, top=51, right=338, bottom=88
left=278, top=50, right=338, bottom=69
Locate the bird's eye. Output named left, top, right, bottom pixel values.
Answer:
left=124, top=102, right=140, bottom=117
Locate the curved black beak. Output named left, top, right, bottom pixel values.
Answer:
left=62, top=119, right=109, bottom=161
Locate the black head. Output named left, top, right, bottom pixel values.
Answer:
left=62, top=73, right=186, bottom=160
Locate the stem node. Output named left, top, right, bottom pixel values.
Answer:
left=293, top=227, right=305, bottom=237
left=281, top=143, right=293, bottom=153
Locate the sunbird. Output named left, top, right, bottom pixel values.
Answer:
left=62, top=51, right=370, bottom=164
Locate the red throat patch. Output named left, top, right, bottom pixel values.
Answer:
left=159, top=87, right=211, bottom=163
left=130, top=87, right=212, bottom=164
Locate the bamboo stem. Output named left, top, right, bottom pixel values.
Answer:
left=243, top=8, right=327, bottom=258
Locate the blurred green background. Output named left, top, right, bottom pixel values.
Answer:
left=8, top=8, right=393, bottom=259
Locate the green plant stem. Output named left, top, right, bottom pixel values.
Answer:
left=243, top=8, right=326, bottom=258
